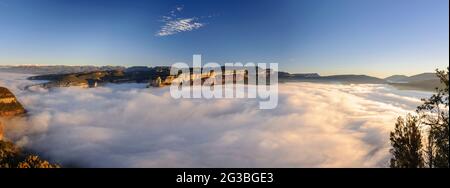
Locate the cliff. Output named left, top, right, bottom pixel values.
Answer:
left=0, top=121, right=3, bottom=140
left=0, top=87, right=26, bottom=117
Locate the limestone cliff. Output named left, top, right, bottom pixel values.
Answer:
left=0, top=87, right=26, bottom=117
left=0, top=121, right=3, bottom=140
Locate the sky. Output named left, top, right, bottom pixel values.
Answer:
left=0, top=0, right=448, bottom=77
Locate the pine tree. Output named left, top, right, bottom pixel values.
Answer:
left=417, top=67, right=449, bottom=168
left=390, top=114, right=424, bottom=168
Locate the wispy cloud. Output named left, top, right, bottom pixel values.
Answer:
left=156, top=5, right=206, bottom=37
left=156, top=18, right=204, bottom=37
left=175, top=5, right=184, bottom=12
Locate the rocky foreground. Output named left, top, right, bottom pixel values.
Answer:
left=0, top=87, right=60, bottom=168
left=0, top=87, right=26, bottom=140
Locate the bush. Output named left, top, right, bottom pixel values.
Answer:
left=0, top=140, right=60, bottom=168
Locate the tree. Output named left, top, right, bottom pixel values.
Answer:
left=417, top=67, right=449, bottom=168
left=0, top=140, right=21, bottom=168
left=18, top=155, right=61, bottom=168
left=390, top=114, right=424, bottom=168
left=0, top=140, right=60, bottom=168
left=390, top=68, right=449, bottom=168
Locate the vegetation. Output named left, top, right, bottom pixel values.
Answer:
left=390, top=114, right=424, bottom=168
left=0, top=139, right=60, bottom=168
left=417, top=68, right=449, bottom=168
left=390, top=67, right=449, bottom=168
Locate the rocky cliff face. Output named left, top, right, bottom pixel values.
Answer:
left=0, top=87, right=26, bottom=117
left=0, top=121, right=3, bottom=140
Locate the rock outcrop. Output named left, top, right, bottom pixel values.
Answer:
left=0, top=87, right=26, bottom=117
left=0, top=121, right=3, bottom=140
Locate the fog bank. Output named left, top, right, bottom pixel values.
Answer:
left=0, top=73, right=431, bottom=167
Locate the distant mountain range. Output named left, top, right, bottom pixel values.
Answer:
left=278, top=71, right=443, bottom=91
left=1, top=65, right=444, bottom=91
left=0, top=65, right=125, bottom=75
left=384, top=75, right=410, bottom=83
left=385, top=73, right=438, bottom=83
left=279, top=72, right=386, bottom=84
left=384, top=73, right=442, bottom=91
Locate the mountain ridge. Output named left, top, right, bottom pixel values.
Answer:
left=0, top=87, right=26, bottom=117
left=1, top=65, right=443, bottom=91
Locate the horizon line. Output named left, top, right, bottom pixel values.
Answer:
left=0, top=64, right=442, bottom=79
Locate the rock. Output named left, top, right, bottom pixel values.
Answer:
left=0, top=121, right=3, bottom=140
left=0, top=87, right=26, bottom=117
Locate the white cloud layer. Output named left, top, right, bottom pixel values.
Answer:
left=0, top=73, right=432, bottom=167
left=156, top=6, right=205, bottom=36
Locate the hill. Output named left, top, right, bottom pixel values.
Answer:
left=279, top=73, right=386, bottom=84
left=0, top=87, right=26, bottom=117
left=28, top=68, right=155, bottom=88
left=405, top=73, right=438, bottom=82
left=384, top=73, right=438, bottom=83
left=385, top=73, right=442, bottom=91
left=385, top=75, right=409, bottom=83
left=0, top=65, right=125, bottom=75
left=318, top=75, right=386, bottom=84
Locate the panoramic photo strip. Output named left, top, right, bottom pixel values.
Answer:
left=0, top=0, right=448, bottom=186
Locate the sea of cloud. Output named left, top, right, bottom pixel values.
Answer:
left=0, top=72, right=432, bottom=167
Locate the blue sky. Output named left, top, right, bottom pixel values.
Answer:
left=0, top=0, right=448, bottom=77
